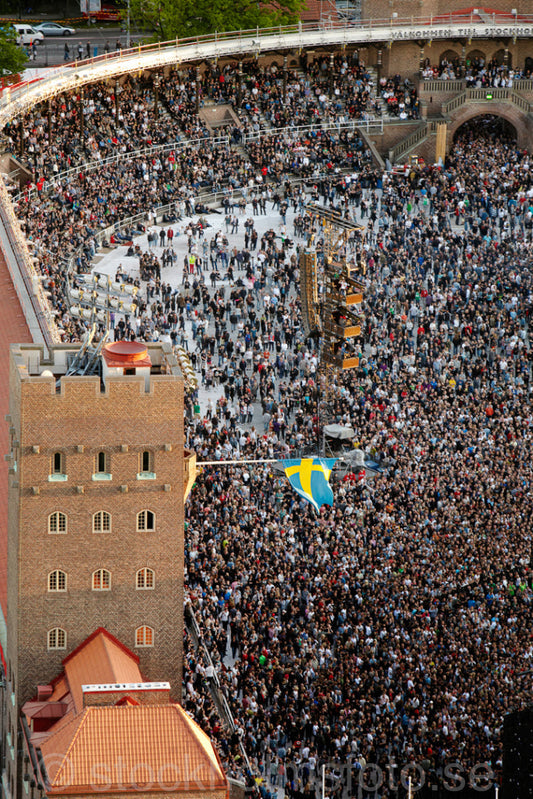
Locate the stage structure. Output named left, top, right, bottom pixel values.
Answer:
left=66, top=271, right=138, bottom=326
left=299, top=204, right=365, bottom=439
left=299, top=203, right=365, bottom=366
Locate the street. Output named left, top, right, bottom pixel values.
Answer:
left=26, top=26, right=145, bottom=68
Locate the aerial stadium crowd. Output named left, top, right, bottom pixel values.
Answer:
left=2, top=51, right=532, bottom=798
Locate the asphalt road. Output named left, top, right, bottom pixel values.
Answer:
left=26, top=27, right=145, bottom=68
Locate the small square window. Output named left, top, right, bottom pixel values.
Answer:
left=137, top=450, right=156, bottom=480
left=49, top=452, right=67, bottom=481
left=93, top=451, right=111, bottom=480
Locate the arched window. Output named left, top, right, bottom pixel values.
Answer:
left=439, top=49, right=459, bottom=67
left=93, top=511, right=111, bottom=533
left=136, top=568, right=155, bottom=590
left=135, top=626, right=154, bottom=647
left=48, top=511, right=67, bottom=534
left=492, top=48, right=512, bottom=68
left=48, top=628, right=67, bottom=650
left=466, top=49, right=486, bottom=69
left=137, top=510, right=155, bottom=532
left=48, top=570, right=67, bottom=592
left=97, top=451, right=108, bottom=473
left=92, top=569, right=111, bottom=591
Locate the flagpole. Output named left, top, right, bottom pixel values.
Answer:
left=196, top=456, right=349, bottom=467
left=197, top=458, right=279, bottom=466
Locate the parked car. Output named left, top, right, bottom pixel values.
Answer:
left=34, top=22, right=76, bottom=36
left=12, top=24, right=44, bottom=46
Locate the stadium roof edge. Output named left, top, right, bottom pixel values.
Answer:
left=2, top=15, right=533, bottom=124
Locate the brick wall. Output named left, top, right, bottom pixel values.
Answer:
left=362, top=0, right=533, bottom=22
left=7, top=346, right=185, bottom=717
left=447, top=102, right=533, bottom=150
left=366, top=120, right=422, bottom=158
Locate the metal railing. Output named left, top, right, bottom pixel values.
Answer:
left=442, top=86, right=533, bottom=115
left=388, top=122, right=428, bottom=162
left=420, top=78, right=533, bottom=94
left=0, top=179, right=60, bottom=346
left=240, top=117, right=383, bottom=145
left=441, top=91, right=467, bottom=114
left=513, top=78, right=533, bottom=91
left=15, top=120, right=381, bottom=204
left=13, top=134, right=231, bottom=203
left=1, top=13, right=532, bottom=345
left=184, top=602, right=254, bottom=776
left=512, top=91, right=533, bottom=113
left=2, top=13, right=533, bottom=125
left=63, top=158, right=371, bottom=293
left=419, top=79, right=466, bottom=93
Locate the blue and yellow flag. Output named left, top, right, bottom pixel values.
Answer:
left=281, top=458, right=337, bottom=512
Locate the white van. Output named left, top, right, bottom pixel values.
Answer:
left=13, top=24, right=44, bottom=47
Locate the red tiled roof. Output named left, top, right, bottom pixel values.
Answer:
left=62, top=628, right=142, bottom=714
left=432, top=6, right=530, bottom=21
left=40, top=705, right=228, bottom=794
left=301, top=0, right=338, bottom=22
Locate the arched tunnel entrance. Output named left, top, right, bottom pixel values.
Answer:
left=452, top=114, right=518, bottom=144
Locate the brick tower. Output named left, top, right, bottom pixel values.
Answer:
left=5, top=340, right=187, bottom=737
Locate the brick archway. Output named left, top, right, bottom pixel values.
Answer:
left=446, top=103, right=533, bottom=151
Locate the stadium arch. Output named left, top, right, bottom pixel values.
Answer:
left=447, top=103, right=532, bottom=150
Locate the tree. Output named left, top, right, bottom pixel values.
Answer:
left=129, top=0, right=304, bottom=41
left=0, top=26, right=28, bottom=77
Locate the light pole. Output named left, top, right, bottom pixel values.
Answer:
left=153, top=74, right=160, bottom=119
left=126, top=0, right=131, bottom=48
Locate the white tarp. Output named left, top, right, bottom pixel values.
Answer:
left=324, top=424, right=355, bottom=440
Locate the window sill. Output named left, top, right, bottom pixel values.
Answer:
left=48, top=474, right=68, bottom=482
left=92, top=473, right=112, bottom=481
left=137, top=472, right=156, bottom=480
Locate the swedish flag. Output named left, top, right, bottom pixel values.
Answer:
left=281, top=458, right=338, bottom=512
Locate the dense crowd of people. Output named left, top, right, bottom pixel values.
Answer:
left=377, top=75, right=420, bottom=119
left=2, top=53, right=377, bottom=179
left=421, top=55, right=531, bottom=85
left=2, top=52, right=533, bottom=799
left=180, top=125, right=533, bottom=798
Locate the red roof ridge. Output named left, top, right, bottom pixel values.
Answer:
left=62, top=627, right=140, bottom=668
left=42, top=704, right=228, bottom=793
left=41, top=709, right=90, bottom=786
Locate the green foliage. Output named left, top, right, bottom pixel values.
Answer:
left=0, top=26, right=28, bottom=77
left=128, top=0, right=304, bottom=41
